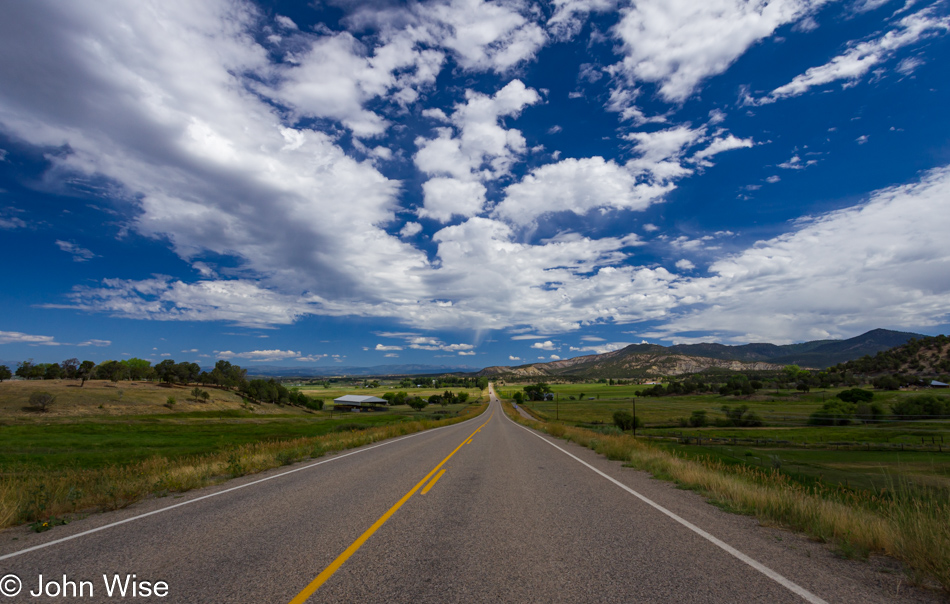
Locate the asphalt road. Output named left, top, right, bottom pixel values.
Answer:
left=0, top=387, right=939, bottom=603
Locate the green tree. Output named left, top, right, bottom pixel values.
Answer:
left=783, top=365, right=802, bottom=384
left=16, top=360, right=36, bottom=380
left=97, top=360, right=130, bottom=384
left=61, top=358, right=79, bottom=379
left=175, top=362, right=201, bottom=384
left=523, top=382, right=551, bottom=401
left=77, top=360, right=96, bottom=386
left=122, top=358, right=153, bottom=381
left=407, top=397, right=428, bottom=410
left=43, top=363, right=63, bottom=380
left=155, top=359, right=178, bottom=384
left=837, top=388, right=873, bottom=403
left=612, top=410, right=642, bottom=431
left=0, top=365, right=11, bottom=382
left=720, top=405, right=763, bottom=427
left=191, top=387, right=204, bottom=402
left=854, top=402, right=885, bottom=423
left=211, top=360, right=247, bottom=389
left=808, top=401, right=855, bottom=426
left=688, top=410, right=708, bottom=427
left=891, top=394, right=950, bottom=419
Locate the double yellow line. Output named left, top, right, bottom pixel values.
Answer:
left=288, top=410, right=494, bottom=603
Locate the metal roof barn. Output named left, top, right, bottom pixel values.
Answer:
left=333, top=395, right=388, bottom=411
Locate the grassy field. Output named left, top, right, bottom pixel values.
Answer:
left=0, top=379, right=489, bottom=530
left=0, top=380, right=485, bottom=469
left=504, top=381, right=950, bottom=439
left=501, top=381, right=950, bottom=496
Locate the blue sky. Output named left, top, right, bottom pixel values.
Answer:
left=1, top=0, right=949, bottom=370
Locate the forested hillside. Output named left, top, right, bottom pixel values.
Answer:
left=831, top=335, right=950, bottom=377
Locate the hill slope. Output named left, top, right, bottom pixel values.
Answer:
left=480, top=329, right=925, bottom=379
left=831, top=334, right=950, bottom=376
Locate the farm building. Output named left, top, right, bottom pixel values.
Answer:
left=931, top=380, right=949, bottom=388
left=333, top=395, right=387, bottom=412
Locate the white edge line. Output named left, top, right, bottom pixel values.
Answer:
left=499, top=400, right=829, bottom=604
left=0, top=408, right=487, bottom=562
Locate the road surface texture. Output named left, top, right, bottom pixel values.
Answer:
left=0, top=387, right=941, bottom=603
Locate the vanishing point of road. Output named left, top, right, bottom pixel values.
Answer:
left=0, top=386, right=932, bottom=603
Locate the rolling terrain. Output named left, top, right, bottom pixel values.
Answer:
left=0, top=392, right=931, bottom=603
left=479, top=329, right=924, bottom=378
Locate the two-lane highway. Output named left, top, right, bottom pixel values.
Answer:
left=0, top=389, right=933, bottom=603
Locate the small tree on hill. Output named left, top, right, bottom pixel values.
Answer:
left=77, top=360, right=96, bottom=387
left=0, top=365, right=11, bottom=382
left=28, top=391, right=56, bottom=412
left=191, top=387, right=204, bottom=402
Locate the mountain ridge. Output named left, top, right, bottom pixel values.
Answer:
left=478, top=329, right=925, bottom=379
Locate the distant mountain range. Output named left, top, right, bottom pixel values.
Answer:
left=478, top=329, right=925, bottom=379
left=0, top=329, right=926, bottom=379
left=244, top=363, right=478, bottom=378
left=641, top=328, right=924, bottom=368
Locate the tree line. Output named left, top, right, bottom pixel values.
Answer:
left=0, top=357, right=331, bottom=411
left=1, top=358, right=251, bottom=388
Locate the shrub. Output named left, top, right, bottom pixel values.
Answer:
left=837, top=388, right=874, bottom=403
left=873, top=375, right=902, bottom=390
left=688, top=410, right=708, bottom=427
left=808, top=401, right=855, bottom=426
left=302, top=397, right=324, bottom=411
left=407, top=397, right=428, bottom=411
left=27, top=392, right=56, bottom=412
left=719, top=405, right=763, bottom=427
left=854, top=402, right=885, bottom=423
left=719, top=375, right=756, bottom=397
left=612, top=410, right=642, bottom=431
left=891, top=394, right=950, bottom=419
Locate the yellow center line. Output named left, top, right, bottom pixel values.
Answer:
left=288, top=410, right=494, bottom=604
left=421, top=469, right=446, bottom=495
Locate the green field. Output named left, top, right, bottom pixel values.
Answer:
left=0, top=379, right=484, bottom=472
left=500, top=381, right=950, bottom=494
left=503, top=382, right=949, bottom=439
left=0, top=407, right=471, bottom=471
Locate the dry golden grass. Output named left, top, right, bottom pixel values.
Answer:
left=501, top=401, right=950, bottom=594
left=1, top=404, right=488, bottom=531
left=0, top=379, right=302, bottom=418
